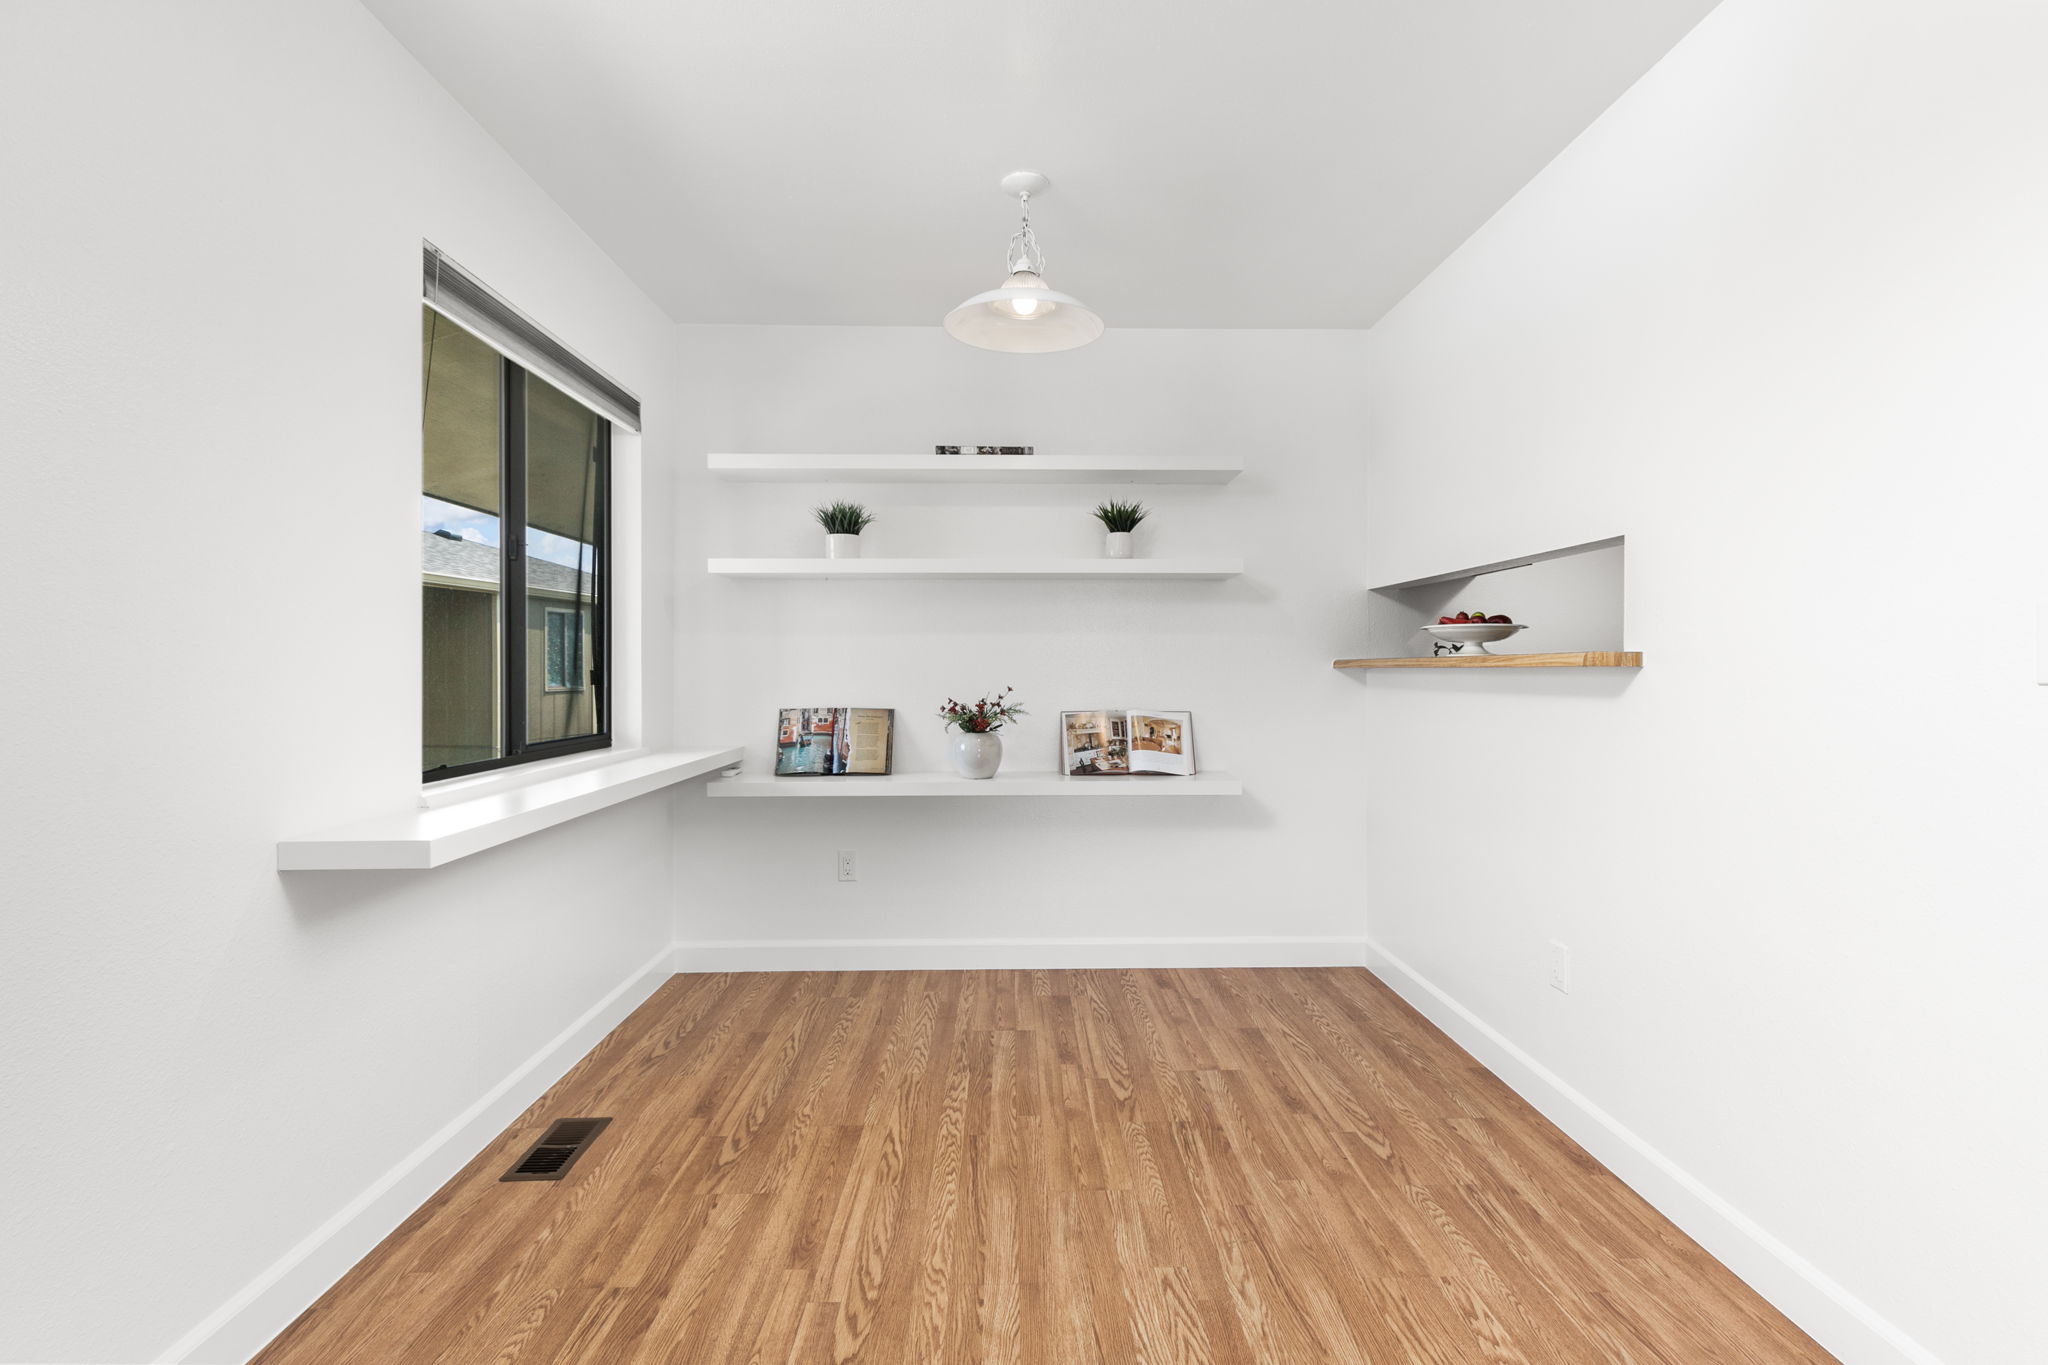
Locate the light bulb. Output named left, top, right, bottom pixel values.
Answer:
left=990, top=270, right=1053, bottom=321
left=944, top=251, right=1102, bottom=352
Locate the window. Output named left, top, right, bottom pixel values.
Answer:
left=543, top=609, right=583, bottom=691
left=421, top=303, right=611, bottom=779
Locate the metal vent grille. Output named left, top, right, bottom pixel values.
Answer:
left=501, top=1117, right=612, bottom=1182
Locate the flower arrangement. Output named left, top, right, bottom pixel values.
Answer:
left=938, top=686, right=1025, bottom=733
left=1091, top=500, right=1148, bottom=533
left=813, top=501, right=876, bottom=535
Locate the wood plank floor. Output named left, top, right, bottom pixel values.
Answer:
left=254, top=969, right=1838, bottom=1364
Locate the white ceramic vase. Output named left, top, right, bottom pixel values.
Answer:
left=825, top=533, right=862, bottom=559
left=1104, top=530, right=1134, bottom=559
left=949, top=729, right=1003, bottom=780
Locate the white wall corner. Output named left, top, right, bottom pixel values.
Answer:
left=1364, top=942, right=1946, bottom=1365
left=156, top=945, right=679, bottom=1365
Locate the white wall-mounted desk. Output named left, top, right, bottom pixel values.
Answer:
left=279, top=747, right=745, bottom=870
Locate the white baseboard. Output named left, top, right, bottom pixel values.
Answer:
left=673, top=935, right=1371, bottom=973
left=1365, top=941, right=1943, bottom=1365
left=157, top=944, right=678, bottom=1365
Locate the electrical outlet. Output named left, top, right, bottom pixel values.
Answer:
left=836, top=849, right=856, bottom=882
left=1548, top=940, right=1570, bottom=994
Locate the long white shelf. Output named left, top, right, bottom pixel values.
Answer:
left=278, top=747, right=745, bottom=870
left=708, top=453, right=1242, bottom=484
left=707, top=557, right=1242, bottom=580
left=707, top=770, right=1242, bottom=798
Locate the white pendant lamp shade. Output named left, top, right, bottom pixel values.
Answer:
left=945, top=272, right=1104, bottom=352
left=944, top=172, right=1103, bottom=353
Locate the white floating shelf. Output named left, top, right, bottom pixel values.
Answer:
left=707, top=453, right=1242, bottom=484
left=707, top=557, right=1242, bottom=580
left=278, top=747, right=745, bottom=870
left=707, top=771, right=1242, bottom=798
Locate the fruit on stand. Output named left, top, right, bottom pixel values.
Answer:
left=1437, top=611, right=1513, bottom=624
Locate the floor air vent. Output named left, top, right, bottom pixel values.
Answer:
left=501, top=1116, right=612, bottom=1182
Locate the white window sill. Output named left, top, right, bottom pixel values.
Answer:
left=419, top=745, right=649, bottom=809
left=279, top=747, right=745, bottom=871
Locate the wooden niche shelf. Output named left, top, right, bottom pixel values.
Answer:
left=1333, top=651, right=1642, bottom=670
left=1338, top=537, right=1640, bottom=674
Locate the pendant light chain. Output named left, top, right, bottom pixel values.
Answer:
left=1007, top=192, right=1046, bottom=276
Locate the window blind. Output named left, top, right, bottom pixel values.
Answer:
left=422, top=241, right=642, bottom=432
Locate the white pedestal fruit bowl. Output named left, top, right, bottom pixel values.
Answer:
left=1420, top=621, right=1530, bottom=655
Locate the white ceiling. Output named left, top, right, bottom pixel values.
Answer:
left=365, top=0, right=1718, bottom=328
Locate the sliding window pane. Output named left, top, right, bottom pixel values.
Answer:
left=523, top=372, right=604, bottom=745
left=421, top=306, right=503, bottom=772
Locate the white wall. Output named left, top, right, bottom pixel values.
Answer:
left=1360, top=3, right=2047, bottom=1363
left=668, top=326, right=1372, bottom=963
left=0, top=3, right=680, bottom=1360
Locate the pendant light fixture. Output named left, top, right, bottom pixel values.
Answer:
left=943, top=171, right=1104, bottom=353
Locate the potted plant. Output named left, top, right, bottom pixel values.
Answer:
left=1092, top=500, right=1147, bottom=559
left=938, top=687, right=1025, bottom=780
left=814, top=501, right=875, bottom=559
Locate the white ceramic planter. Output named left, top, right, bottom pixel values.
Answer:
left=949, top=730, right=1003, bottom=780
left=825, top=533, right=862, bottom=559
left=1103, top=530, right=1134, bottom=559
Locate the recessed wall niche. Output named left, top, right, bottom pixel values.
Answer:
left=1341, top=536, right=1632, bottom=668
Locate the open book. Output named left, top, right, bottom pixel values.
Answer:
left=1060, top=710, right=1196, bottom=777
left=775, top=707, right=895, bottom=776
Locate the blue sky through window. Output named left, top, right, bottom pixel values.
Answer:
left=422, top=496, right=592, bottom=571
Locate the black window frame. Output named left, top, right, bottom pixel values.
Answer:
left=424, top=351, right=613, bottom=783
